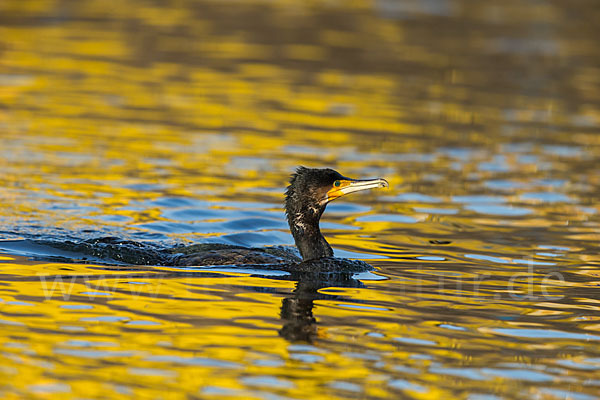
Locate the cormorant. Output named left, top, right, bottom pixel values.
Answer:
left=22, top=167, right=388, bottom=273
left=173, top=166, right=388, bottom=273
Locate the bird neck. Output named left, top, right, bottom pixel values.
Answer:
left=287, top=207, right=333, bottom=261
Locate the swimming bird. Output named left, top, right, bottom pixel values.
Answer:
left=172, top=167, right=388, bottom=272
left=33, top=167, right=388, bottom=273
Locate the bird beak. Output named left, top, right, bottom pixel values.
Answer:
left=321, top=177, right=389, bottom=205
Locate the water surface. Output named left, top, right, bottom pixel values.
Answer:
left=1, top=0, right=600, bottom=399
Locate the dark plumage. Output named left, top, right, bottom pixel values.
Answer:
left=285, top=167, right=345, bottom=261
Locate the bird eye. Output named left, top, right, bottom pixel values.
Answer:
left=334, top=180, right=341, bottom=187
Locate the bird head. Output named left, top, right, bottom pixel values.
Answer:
left=286, top=167, right=388, bottom=212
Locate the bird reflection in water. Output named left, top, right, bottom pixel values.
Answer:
left=278, top=272, right=365, bottom=342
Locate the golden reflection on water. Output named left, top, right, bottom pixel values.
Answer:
left=1, top=0, right=600, bottom=399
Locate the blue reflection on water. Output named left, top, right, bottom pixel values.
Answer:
left=520, top=192, right=570, bottom=202
left=492, top=328, right=600, bottom=341
left=464, top=204, right=532, bottom=216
